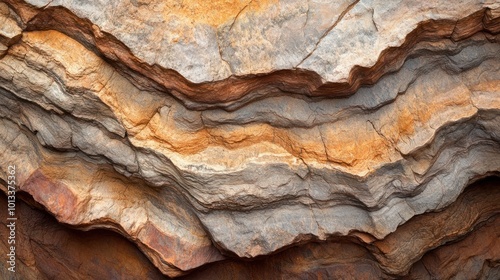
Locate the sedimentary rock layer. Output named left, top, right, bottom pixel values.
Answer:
left=2, top=178, right=499, bottom=279
left=0, top=0, right=499, bottom=278
left=0, top=192, right=167, bottom=280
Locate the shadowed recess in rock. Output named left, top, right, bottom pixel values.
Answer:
left=0, top=191, right=168, bottom=280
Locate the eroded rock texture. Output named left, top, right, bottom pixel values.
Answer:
left=0, top=0, right=499, bottom=278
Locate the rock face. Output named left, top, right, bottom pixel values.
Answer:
left=0, top=192, right=167, bottom=280
left=0, top=0, right=499, bottom=279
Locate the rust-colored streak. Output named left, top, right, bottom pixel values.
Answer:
left=140, top=221, right=223, bottom=272
left=177, top=177, right=500, bottom=279
left=3, top=0, right=498, bottom=109
left=370, top=178, right=500, bottom=275
left=21, top=169, right=78, bottom=222
left=0, top=192, right=166, bottom=279
left=163, top=0, right=276, bottom=27
left=396, top=107, right=415, bottom=137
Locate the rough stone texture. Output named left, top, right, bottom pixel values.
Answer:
left=0, top=192, right=167, bottom=280
left=0, top=0, right=499, bottom=278
left=14, top=0, right=500, bottom=83
left=181, top=178, right=500, bottom=279
left=1, top=178, right=498, bottom=279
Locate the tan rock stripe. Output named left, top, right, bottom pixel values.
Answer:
left=3, top=0, right=498, bottom=107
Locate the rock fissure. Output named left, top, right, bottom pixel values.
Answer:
left=1, top=0, right=499, bottom=279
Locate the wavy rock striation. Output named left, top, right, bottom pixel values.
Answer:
left=0, top=0, right=499, bottom=278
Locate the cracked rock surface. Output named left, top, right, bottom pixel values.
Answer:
left=0, top=0, right=499, bottom=278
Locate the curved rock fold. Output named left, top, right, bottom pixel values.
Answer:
left=0, top=0, right=499, bottom=278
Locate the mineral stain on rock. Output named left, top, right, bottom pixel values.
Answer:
left=0, top=0, right=499, bottom=279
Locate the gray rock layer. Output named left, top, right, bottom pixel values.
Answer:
left=0, top=0, right=499, bottom=278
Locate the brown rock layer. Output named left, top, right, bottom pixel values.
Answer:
left=182, top=177, right=500, bottom=279
left=1, top=0, right=499, bottom=108
left=0, top=192, right=166, bottom=280
left=2, top=177, right=498, bottom=279
left=0, top=0, right=499, bottom=278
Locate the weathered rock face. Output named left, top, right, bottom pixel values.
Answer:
left=180, top=177, right=500, bottom=280
left=0, top=0, right=499, bottom=278
left=0, top=192, right=167, bottom=280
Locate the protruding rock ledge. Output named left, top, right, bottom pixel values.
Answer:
left=0, top=0, right=499, bottom=278
left=4, top=177, right=496, bottom=279
left=2, top=0, right=499, bottom=108
left=0, top=192, right=168, bottom=279
left=180, top=177, right=500, bottom=279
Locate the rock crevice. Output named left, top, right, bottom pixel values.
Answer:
left=0, top=0, right=499, bottom=278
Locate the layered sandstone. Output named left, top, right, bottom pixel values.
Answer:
left=0, top=0, right=499, bottom=279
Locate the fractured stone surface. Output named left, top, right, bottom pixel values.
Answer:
left=0, top=0, right=499, bottom=278
left=182, top=178, right=500, bottom=279
left=0, top=192, right=167, bottom=280
left=16, top=0, right=500, bottom=83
